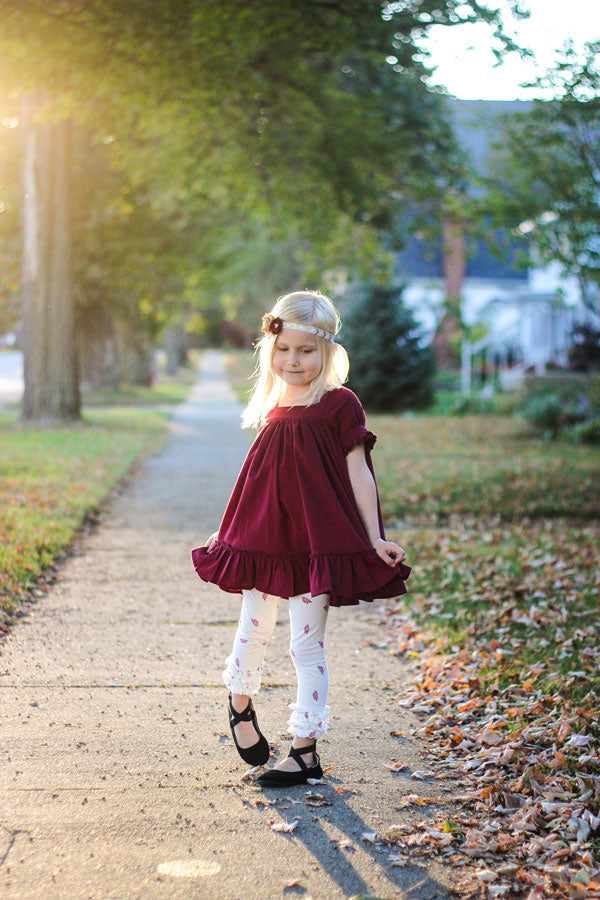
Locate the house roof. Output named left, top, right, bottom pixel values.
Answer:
left=445, top=98, right=534, bottom=178
left=396, top=98, right=532, bottom=282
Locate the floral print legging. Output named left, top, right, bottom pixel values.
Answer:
left=222, top=587, right=330, bottom=739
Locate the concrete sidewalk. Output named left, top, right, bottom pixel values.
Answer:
left=1, top=350, right=458, bottom=900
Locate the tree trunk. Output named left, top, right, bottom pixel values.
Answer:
left=77, top=301, right=120, bottom=390
left=20, top=93, right=80, bottom=423
left=164, top=326, right=188, bottom=375
left=431, top=217, right=466, bottom=370
left=115, top=318, right=155, bottom=386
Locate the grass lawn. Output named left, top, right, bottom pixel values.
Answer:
left=0, top=351, right=201, bottom=618
left=373, top=412, right=600, bottom=521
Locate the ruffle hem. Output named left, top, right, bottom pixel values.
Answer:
left=341, top=424, right=377, bottom=457
left=287, top=701, right=330, bottom=738
left=222, top=653, right=264, bottom=695
left=191, top=540, right=411, bottom=608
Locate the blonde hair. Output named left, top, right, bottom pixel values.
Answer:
left=241, top=290, right=350, bottom=430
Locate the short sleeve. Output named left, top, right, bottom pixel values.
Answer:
left=337, top=391, right=377, bottom=456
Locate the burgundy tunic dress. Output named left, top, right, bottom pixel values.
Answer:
left=191, top=386, right=411, bottom=607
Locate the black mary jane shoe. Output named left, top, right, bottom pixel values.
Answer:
left=228, top=692, right=270, bottom=767
left=256, top=741, right=323, bottom=787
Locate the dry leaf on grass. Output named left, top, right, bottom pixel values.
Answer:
left=364, top=522, right=600, bottom=899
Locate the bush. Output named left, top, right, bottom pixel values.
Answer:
left=520, top=391, right=594, bottom=439
left=341, top=282, right=436, bottom=412
left=517, top=374, right=600, bottom=441
left=521, top=393, right=563, bottom=437
left=568, top=324, right=600, bottom=372
left=564, top=417, right=600, bottom=445
left=523, top=373, right=599, bottom=406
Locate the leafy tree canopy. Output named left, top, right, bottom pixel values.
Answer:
left=0, top=1, right=530, bottom=343
left=482, top=40, right=600, bottom=314
left=0, top=0, right=527, bottom=227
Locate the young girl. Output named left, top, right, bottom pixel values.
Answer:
left=191, top=290, right=411, bottom=787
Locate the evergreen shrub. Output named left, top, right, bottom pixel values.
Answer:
left=340, top=282, right=436, bottom=412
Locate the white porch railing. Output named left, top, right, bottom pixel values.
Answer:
left=460, top=330, right=526, bottom=395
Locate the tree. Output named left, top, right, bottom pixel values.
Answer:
left=482, top=41, right=600, bottom=316
left=0, top=107, right=21, bottom=341
left=340, top=282, right=436, bottom=411
left=0, top=0, right=528, bottom=420
left=20, top=93, right=80, bottom=422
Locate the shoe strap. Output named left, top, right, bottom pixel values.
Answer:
left=288, top=743, right=317, bottom=771
left=229, top=698, right=253, bottom=727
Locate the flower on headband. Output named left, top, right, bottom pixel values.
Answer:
left=261, top=314, right=283, bottom=335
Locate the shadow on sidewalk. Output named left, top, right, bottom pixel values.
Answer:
left=238, top=776, right=449, bottom=898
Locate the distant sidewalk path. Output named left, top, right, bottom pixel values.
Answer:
left=1, top=349, right=458, bottom=900
left=0, top=350, right=23, bottom=406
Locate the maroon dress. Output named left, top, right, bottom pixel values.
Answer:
left=191, top=386, right=411, bottom=607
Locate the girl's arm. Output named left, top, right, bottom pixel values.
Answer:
left=346, top=443, right=406, bottom=567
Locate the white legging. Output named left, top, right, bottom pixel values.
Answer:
left=222, top=587, right=331, bottom=738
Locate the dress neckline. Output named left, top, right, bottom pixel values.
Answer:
left=268, top=387, right=338, bottom=416
left=277, top=401, right=308, bottom=408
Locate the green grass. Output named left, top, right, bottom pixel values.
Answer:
left=372, top=412, right=600, bottom=521
left=0, top=353, right=201, bottom=617
left=82, top=379, right=195, bottom=408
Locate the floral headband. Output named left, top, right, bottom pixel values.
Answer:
left=261, top=313, right=336, bottom=343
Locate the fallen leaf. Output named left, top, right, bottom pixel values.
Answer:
left=271, top=819, right=300, bottom=834
left=396, top=794, right=439, bottom=809
left=475, top=869, right=498, bottom=883
left=304, top=791, right=332, bottom=807
left=385, top=761, right=411, bottom=773
left=361, top=831, right=380, bottom=843
left=388, top=854, right=408, bottom=867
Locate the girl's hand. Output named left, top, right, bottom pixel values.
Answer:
left=372, top=537, right=407, bottom=567
left=206, top=532, right=219, bottom=552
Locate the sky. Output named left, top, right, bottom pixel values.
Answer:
left=416, top=0, right=600, bottom=100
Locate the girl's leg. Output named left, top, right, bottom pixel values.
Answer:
left=222, top=588, right=280, bottom=747
left=272, top=590, right=330, bottom=772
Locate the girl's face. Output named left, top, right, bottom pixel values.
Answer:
left=272, top=328, right=323, bottom=390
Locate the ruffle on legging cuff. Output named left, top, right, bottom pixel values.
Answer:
left=221, top=655, right=263, bottom=695
left=287, top=701, right=330, bottom=738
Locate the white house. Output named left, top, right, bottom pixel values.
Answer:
left=395, top=99, right=599, bottom=388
